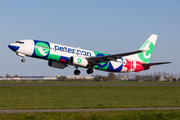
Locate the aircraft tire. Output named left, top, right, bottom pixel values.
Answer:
left=21, top=59, right=25, bottom=62
left=74, top=70, right=80, bottom=75
left=87, top=69, right=93, bottom=74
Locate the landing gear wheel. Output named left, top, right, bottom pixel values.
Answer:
left=74, top=70, right=81, bottom=75
left=87, top=69, right=93, bottom=74
left=21, top=59, right=26, bottom=62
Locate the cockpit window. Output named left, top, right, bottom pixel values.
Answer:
left=16, top=41, right=24, bottom=44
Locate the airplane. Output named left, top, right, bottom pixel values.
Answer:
left=8, top=34, right=171, bottom=75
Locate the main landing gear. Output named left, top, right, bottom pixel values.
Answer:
left=74, top=67, right=81, bottom=75
left=87, top=69, right=93, bottom=74
left=87, top=64, right=94, bottom=74
left=74, top=67, right=94, bottom=75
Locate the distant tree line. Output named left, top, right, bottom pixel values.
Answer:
left=93, top=72, right=116, bottom=81
left=3, top=72, right=180, bottom=82
left=116, top=72, right=180, bottom=81
left=5, top=74, right=19, bottom=78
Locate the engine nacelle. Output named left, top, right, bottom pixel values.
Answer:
left=69, top=56, right=88, bottom=67
left=48, top=60, right=66, bottom=69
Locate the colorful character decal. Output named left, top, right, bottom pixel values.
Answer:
left=32, top=40, right=69, bottom=64
left=93, top=51, right=109, bottom=70
left=32, top=40, right=50, bottom=59
left=93, top=51, right=124, bottom=72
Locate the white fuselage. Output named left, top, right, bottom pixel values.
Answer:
left=8, top=39, right=149, bottom=74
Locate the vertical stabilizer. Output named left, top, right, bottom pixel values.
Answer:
left=124, top=34, right=158, bottom=63
left=138, top=34, right=157, bottom=63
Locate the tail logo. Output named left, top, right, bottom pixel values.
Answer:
left=35, top=42, right=50, bottom=57
left=138, top=40, right=154, bottom=63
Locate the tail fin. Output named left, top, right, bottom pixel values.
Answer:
left=124, top=34, right=158, bottom=63
left=138, top=34, right=157, bottom=63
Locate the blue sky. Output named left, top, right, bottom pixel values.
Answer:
left=0, top=0, right=179, bottom=76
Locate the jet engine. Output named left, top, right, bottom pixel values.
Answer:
left=69, top=56, right=88, bottom=67
left=48, top=60, right=66, bottom=69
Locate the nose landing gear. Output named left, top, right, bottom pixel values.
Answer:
left=17, top=53, right=26, bottom=63
left=21, top=59, right=26, bottom=62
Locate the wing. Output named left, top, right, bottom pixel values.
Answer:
left=141, top=62, right=171, bottom=66
left=87, top=50, right=144, bottom=64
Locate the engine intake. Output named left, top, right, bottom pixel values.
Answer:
left=69, top=56, right=88, bottom=67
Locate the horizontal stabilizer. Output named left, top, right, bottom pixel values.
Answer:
left=141, top=62, right=171, bottom=66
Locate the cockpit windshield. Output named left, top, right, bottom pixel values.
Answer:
left=16, top=41, right=24, bottom=44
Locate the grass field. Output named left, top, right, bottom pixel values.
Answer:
left=0, top=110, right=180, bottom=120
left=0, top=80, right=180, bottom=84
left=0, top=86, right=180, bottom=110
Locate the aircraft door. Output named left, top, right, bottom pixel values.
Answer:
left=29, top=40, right=33, bottom=50
left=28, top=40, right=34, bottom=56
left=132, top=60, right=136, bottom=69
left=21, top=40, right=34, bottom=56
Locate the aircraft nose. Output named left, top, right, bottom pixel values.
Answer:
left=8, top=44, right=20, bottom=52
